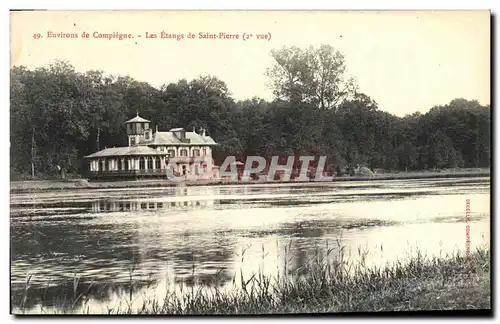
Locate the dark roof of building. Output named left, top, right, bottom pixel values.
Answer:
left=139, top=131, right=217, bottom=146
left=125, top=114, right=150, bottom=124
left=84, top=146, right=159, bottom=158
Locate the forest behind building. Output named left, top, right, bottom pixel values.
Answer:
left=10, top=45, right=491, bottom=179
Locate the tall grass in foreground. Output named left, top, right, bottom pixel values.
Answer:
left=15, top=247, right=490, bottom=315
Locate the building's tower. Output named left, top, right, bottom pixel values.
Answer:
left=125, top=113, right=152, bottom=146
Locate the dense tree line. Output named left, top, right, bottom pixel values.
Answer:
left=10, top=45, right=490, bottom=180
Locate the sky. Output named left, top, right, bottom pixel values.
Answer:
left=10, top=10, right=490, bottom=116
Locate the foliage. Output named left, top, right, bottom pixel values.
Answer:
left=265, top=45, right=358, bottom=110
left=10, top=51, right=490, bottom=179
left=13, top=247, right=490, bottom=314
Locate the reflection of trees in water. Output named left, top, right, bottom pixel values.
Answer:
left=158, top=235, right=234, bottom=288
left=11, top=185, right=238, bottom=312
left=11, top=205, right=238, bottom=312
left=279, top=236, right=344, bottom=279
left=283, top=242, right=317, bottom=279
left=11, top=223, right=141, bottom=264
left=15, top=183, right=355, bottom=311
left=11, top=278, right=156, bottom=311
left=10, top=219, right=144, bottom=311
left=11, top=225, right=236, bottom=310
left=11, top=232, right=238, bottom=311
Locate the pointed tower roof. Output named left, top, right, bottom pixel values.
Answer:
left=125, top=112, right=150, bottom=124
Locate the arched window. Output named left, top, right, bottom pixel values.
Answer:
left=147, top=157, right=153, bottom=169
left=139, top=157, right=145, bottom=170
left=167, top=149, right=176, bottom=157
left=193, top=149, right=200, bottom=157
left=180, top=149, right=188, bottom=157
left=155, top=158, right=161, bottom=169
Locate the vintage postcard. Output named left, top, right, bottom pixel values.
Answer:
left=9, top=10, right=491, bottom=315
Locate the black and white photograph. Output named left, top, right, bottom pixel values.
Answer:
left=9, top=9, right=491, bottom=316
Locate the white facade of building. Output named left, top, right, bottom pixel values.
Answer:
left=84, top=114, right=219, bottom=180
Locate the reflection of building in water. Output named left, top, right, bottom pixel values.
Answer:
left=174, top=185, right=221, bottom=197
left=91, top=198, right=217, bottom=213
left=91, top=186, right=221, bottom=212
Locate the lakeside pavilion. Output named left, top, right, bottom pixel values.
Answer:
left=84, top=113, right=219, bottom=180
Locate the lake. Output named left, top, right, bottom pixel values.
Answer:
left=10, top=177, right=490, bottom=314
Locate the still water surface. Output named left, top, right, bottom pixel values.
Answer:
left=10, top=177, right=490, bottom=313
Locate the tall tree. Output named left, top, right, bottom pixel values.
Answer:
left=265, top=45, right=358, bottom=110
left=9, top=56, right=491, bottom=180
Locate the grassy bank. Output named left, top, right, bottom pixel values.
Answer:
left=9, top=168, right=491, bottom=194
left=14, top=248, right=491, bottom=315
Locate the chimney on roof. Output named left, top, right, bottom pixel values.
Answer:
left=201, top=128, right=206, bottom=137
left=193, top=126, right=196, bottom=134
left=156, top=125, right=158, bottom=133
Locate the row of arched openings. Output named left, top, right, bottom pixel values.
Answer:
left=135, top=157, right=161, bottom=170
left=104, top=157, right=162, bottom=171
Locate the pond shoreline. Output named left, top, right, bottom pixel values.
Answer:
left=10, top=169, right=490, bottom=194
left=12, top=248, right=491, bottom=314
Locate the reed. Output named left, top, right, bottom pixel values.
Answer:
left=13, top=246, right=490, bottom=315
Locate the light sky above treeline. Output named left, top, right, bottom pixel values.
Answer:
left=11, top=10, right=490, bottom=116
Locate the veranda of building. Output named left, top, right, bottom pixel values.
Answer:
left=84, top=114, right=219, bottom=180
